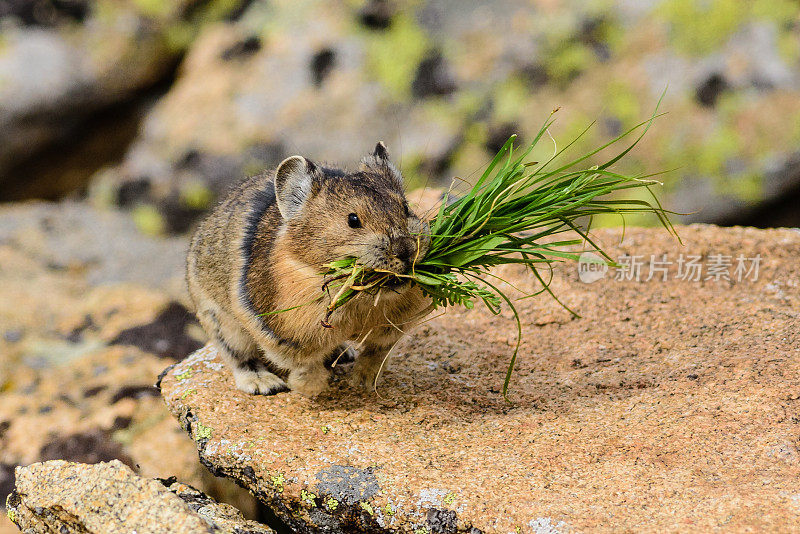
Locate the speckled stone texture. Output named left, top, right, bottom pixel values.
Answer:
left=6, top=460, right=274, bottom=533
left=88, top=1, right=800, bottom=232
left=0, top=201, right=257, bottom=534
left=160, top=225, right=800, bottom=533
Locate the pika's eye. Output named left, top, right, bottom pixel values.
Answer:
left=403, top=202, right=409, bottom=217
left=348, top=213, right=361, bottom=228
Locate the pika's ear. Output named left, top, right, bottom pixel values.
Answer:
left=373, top=141, right=389, bottom=160
left=274, top=156, right=316, bottom=219
left=360, top=141, right=403, bottom=188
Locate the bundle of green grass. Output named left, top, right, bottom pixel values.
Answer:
left=324, top=107, right=676, bottom=395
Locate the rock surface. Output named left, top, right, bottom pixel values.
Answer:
left=0, top=201, right=256, bottom=534
left=6, top=460, right=274, bottom=533
left=0, top=0, right=251, bottom=198
left=161, top=225, right=800, bottom=533
left=0, top=200, right=188, bottom=289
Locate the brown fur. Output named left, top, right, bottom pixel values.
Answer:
left=186, top=144, right=431, bottom=396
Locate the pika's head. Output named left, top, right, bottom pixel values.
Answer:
left=275, top=142, right=430, bottom=275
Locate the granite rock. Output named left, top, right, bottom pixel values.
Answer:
left=88, top=0, right=800, bottom=231
left=161, top=225, right=800, bottom=533
left=85, top=0, right=537, bottom=233
left=0, top=200, right=188, bottom=289
left=0, top=0, right=253, bottom=199
left=0, top=201, right=256, bottom=534
left=6, top=460, right=274, bottom=533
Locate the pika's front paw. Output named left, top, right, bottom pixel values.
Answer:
left=349, top=361, right=382, bottom=391
left=233, top=368, right=289, bottom=396
left=287, top=368, right=330, bottom=397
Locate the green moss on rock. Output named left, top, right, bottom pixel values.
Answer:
left=364, top=13, right=430, bottom=99
left=659, top=0, right=746, bottom=55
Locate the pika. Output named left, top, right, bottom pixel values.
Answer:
left=186, top=143, right=431, bottom=396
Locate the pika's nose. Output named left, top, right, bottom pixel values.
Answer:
left=393, top=237, right=416, bottom=271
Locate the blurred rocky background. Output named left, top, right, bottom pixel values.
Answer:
left=2, top=0, right=799, bottom=229
left=1, top=0, right=798, bottom=532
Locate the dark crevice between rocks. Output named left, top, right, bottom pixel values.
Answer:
left=358, top=0, right=394, bottom=30
left=110, top=302, right=203, bottom=360
left=485, top=122, right=519, bottom=155
left=221, top=35, right=262, bottom=61
left=412, top=50, right=457, bottom=99
left=310, top=47, right=336, bottom=87
left=255, top=501, right=294, bottom=534
left=709, top=153, right=800, bottom=228
left=180, top=407, right=297, bottom=533
left=159, top=475, right=276, bottom=532
left=82, top=384, right=107, bottom=398
left=109, top=384, right=160, bottom=404
left=696, top=73, right=729, bottom=107
left=518, top=63, right=549, bottom=90
left=0, top=462, right=16, bottom=509
left=155, top=363, right=178, bottom=391
left=0, top=55, right=182, bottom=203
left=714, top=185, right=800, bottom=228
left=200, top=458, right=309, bottom=534
left=110, top=415, right=133, bottom=432
left=64, top=314, right=96, bottom=343
left=0, top=0, right=90, bottom=27
left=0, top=0, right=259, bottom=204
left=39, top=430, right=135, bottom=469
left=577, top=16, right=613, bottom=62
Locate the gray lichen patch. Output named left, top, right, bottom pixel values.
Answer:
left=315, top=465, right=381, bottom=505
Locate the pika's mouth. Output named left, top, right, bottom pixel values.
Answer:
left=382, top=274, right=408, bottom=289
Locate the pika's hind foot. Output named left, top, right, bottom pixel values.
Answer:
left=232, top=368, right=289, bottom=396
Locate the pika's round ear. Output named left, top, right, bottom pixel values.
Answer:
left=274, top=156, right=316, bottom=220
